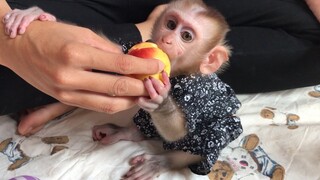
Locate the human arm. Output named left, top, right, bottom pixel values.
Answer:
left=0, top=0, right=164, bottom=114
left=305, top=0, right=320, bottom=22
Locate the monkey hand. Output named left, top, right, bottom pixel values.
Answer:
left=137, top=71, right=171, bottom=112
left=128, top=42, right=171, bottom=83
left=3, top=7, right=57, bottom=38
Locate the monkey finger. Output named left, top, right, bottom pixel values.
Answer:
left=93, top=129, right=104, bottom=140
left=129, top=153, right=147, bottom=165
left=150, top=77, right=169, bottom=98
left=99, top=131, right=124, bottom=145
left=143, top=78, right=159, bottom=99
left=132, top=170, right=154, bottom=180
left=39, top=13, right=57, bottom=21
left=56, top=90, right=137, bottom=114
left=137, top=97, right=159, bottom=111
left=18, top=13, right=43, bottom=35
left=92, top=125, right=110, bottom=140
left=161, top=71, right=171, bottom=88
left=3, top=15, right=17, bottom=36
left=92, top=128, right=101, bottom=140
left=124, top=164, right=144, bottom=179
left=143, top=78, right=167, bottom=104
left=18, top=26, right=27, bottom=35
left=2, top=12, right=11, bottom=23
left=125, top=160, right=157, bottom=180
left=144, top=93, right=165, bottom=106
left=8, top=15, right=25, bottom=38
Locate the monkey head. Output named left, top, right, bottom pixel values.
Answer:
left=152, top=0, right=231, bottom=76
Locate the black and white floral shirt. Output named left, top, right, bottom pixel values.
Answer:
left=133, top=73, right=243, bottom=175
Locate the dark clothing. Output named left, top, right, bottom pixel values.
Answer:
left=133, top=74, right=243, bottom=175
left=1, top=0, right=320, bottom=114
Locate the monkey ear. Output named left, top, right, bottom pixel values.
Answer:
left=200, top=46, right=229, bottom=74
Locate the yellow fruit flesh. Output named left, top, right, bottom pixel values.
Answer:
left=128, top=42, right=171, bottom=82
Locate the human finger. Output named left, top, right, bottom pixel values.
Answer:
left=58, top=90, right=137, bottom=114
left=72, top=43, right=164, bottom=75
left=69, top=70, right=147, bottom=97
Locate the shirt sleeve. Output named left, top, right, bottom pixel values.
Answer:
left=102, top=23, right=142, bottom=48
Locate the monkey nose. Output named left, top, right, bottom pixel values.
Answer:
left=161, top=36, right=172, bottom=45
left=163, top=39, right=172, bottom=45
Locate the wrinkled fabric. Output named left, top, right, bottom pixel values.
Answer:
left=133, top=73, right=243, bottom=175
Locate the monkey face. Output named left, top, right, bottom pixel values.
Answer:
left=152, top=8, right=212, bottom=75
left=151, top=0, right=230, bottom=76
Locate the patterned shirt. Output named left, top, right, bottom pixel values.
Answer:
left=133, top=73, right=243, bottom=175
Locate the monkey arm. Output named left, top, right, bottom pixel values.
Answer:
left=149, top=96, right=188, bottom=142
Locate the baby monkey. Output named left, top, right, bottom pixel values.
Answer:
left=3, top=0, right=242, bottom=179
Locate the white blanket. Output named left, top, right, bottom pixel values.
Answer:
left=1, top=85, right=319, bottom=180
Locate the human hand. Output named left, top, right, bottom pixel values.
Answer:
left=137, top=71, right=171, bottom=112
left=0, top=7, right=164, bottom=113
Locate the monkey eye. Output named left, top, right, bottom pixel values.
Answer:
left=181, top=31, right=193, bottom=42
left=166, top=20, right=177, bottom=30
